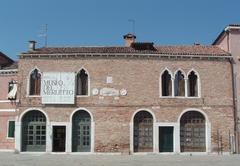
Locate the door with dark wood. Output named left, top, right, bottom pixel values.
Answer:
left=159, top=127, right=173, bottom=152
left=53, top=126, right=66, bottom=152
left=134, top=111, right=153, bottom=152
left=180, top=111, right=206, bottom=152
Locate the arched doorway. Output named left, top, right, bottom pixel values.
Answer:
left=72, top=110, right=91, bottom=152
left=180, top=111, right=206, bottom=152
left=21, top=110, right=47, bottom=152
left=134, top=111, right=153, bottom=152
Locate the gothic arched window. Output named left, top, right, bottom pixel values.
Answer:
left=29, top=69, right=41, bottom=95
left=161, top=70, right=172, bottom=96
left=76, top=69, right=89, bottom=96
left=188, top=71, right=198, bottom=97
left=174, top=70, right=185, bottom=96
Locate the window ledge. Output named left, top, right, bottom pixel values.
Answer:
left=6, top=137, right=14, bottom=140
left=76, top=95, right=90, bottom=98
left=26, top=95, right=41, bottom=98
left=160, top=96, right=201, bottom=99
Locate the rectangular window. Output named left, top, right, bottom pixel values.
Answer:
left=8, top=121, right=15, bottom=138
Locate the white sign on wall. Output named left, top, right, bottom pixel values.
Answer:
left=41, top=72, right=75, bottom=104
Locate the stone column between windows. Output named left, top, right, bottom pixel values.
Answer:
left=184, top=78, right=188, bottom=97
left=171, top=77, right=174, bottom=97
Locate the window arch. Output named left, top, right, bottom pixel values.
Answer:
left=180, top=111, right=206, bottom=152
left=174, top=70, right=185, bottom=96
left=188, top=70, right=198, bottom=97
left=29, top=69, right=41, bottom=95
left=21, top=110, right=47, bottom=152
left=72, top=110, right=91, bottom=152
left=133, top=110, right=153, bottom=152
left=161, top=70, right=172, bottom=96
left=76, top=69, right=89, bottom=96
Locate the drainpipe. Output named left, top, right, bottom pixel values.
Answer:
left=230, top=57, right=239, bottom=154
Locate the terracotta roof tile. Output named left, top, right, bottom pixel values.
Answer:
left=2, top=61, right=18, bottom=70
left=22, top=45, right=230, bottom=56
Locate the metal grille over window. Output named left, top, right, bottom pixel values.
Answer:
left=134, top=111, right=153, bottom=152
left=21, top=110, right=46, bottom=152
left=76, top=69, right=88, bottom=95
left=29, top=69, right=41, bottom=95
left=180, top=111, right=206, bottom=152
left=161, top=70, right=172, bottom=96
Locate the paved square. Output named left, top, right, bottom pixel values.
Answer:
left=0, top=153, right=240, bottom=166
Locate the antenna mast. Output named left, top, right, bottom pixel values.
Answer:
left=38, top=24, right=48, bottom=47
left=44, top=24, right=48, bottom=47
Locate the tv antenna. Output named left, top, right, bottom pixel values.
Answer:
left=128, top=19, right=135, bottom=35
left=38, top=24, right=48, bottom=47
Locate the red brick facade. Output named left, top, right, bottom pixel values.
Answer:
left=15, top=55, right=234, bottom=153
left=0, top=25, right=239, bottom=154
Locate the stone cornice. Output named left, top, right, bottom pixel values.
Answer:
left=0, top=69, right=18, bottom=75
left=20, top=53, right=232, bottom=61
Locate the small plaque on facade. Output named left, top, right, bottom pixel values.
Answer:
left=41, top=72, right=75, bottom=104
left=106, top=76, right=113, bottom=84
left=100, top=88, right=119, bottom=96
left=92, top=88, right=99, bottom=95
left=120, top=89, right=127, bottom=96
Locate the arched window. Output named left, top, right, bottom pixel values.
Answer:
left=76, top=69, right=88, bottom=96
left=180, top=111, right=206, bottom=152
left=72, top=110, right=91, bottom=152
left=161, top=70, right=172, bottom=96
left=174, top=70, right=185, bottom=96
left=29, top=69, right=41, bottom=95
left=21, top=110, right=46, bottom=152
left=133, top=111, right=153, bottom=152
left=188, top=71, right=198, bottom=97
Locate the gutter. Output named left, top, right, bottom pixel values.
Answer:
left=230, top=57, right=239, bottom=154
left=20, top=53, right=232, bottom=59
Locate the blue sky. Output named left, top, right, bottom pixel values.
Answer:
left=0, top=0, right=240, bottom=60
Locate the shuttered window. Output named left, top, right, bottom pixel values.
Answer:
left=8, top=121, right=15, bottom=138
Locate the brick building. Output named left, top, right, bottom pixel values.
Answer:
left=0, top=25, right=239, bottom=154
left=0, top=52, right=18, bottom=150
left=13, top=34, right=234, bottom=154
left=213, top=24, right=240, bottom=153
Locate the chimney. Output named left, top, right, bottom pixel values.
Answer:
left=29, top=40, right=37, bottom=51
left=123, top=33, right=136, bottom=47
left=194, top=43, right=201, bottom=46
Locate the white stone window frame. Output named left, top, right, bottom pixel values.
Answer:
left=15, top=107, right=95, bottom=153
left=130, top=108, right=157, bottom=154
left=159, top=68, right=201, bottom=99
left=26, top=67, right=42, bottom=98
left=129, top=108, right=211, bottom=154
left=75, top=67, right=90, bottom=98
left=159, top=68, right=174, bottom=98
left=15, top=108, right=50, bottom=153
left=69, top=107, right=95, bottom=153
left=6, top=119, right=15, bottom=139
left=173, top=68, right=187, bottom=98
left=177, top=108, right=211, bottom=154
left=186, top=69, right=201, bottom=98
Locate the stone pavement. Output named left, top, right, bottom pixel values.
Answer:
left=0, top=153, right=239, bottom=166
